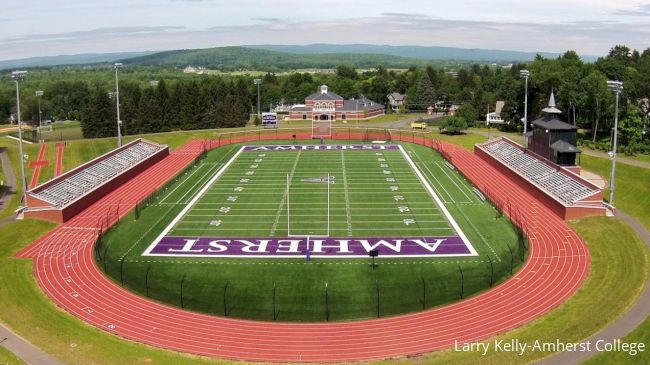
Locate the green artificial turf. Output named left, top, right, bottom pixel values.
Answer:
left=100, top=141, right=524, bottom=322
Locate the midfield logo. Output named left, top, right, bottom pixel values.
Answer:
left=144, top=236, right=473, bottom=258
left=242, top=145, right=400, bottom=151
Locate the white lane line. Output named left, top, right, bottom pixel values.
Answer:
left=270, top=150, right=302, bottom=236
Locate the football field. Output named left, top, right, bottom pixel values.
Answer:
left=102, top=141, right=523, bottom=321
left=144, top=144, right=475, bottom=258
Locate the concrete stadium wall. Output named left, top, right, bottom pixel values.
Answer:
left=474, top=146, right=605, bottom=220
left=25, top=145, right=169, bottom=224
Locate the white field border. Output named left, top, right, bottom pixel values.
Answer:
left=142, top=145, right=246, bottom=256
left=397, top=145, right=478, bottom=256
left=143, top=144, right=478, bottom=258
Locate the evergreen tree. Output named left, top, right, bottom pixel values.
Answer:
left=82, top=86, right=114, bottom=138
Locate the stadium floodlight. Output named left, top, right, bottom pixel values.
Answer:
left=35, top=90, right=44, bottom=129
left=11, top=71, right=28, bottom=206
left=607, top=80, right=623, bottom=205
left=519, top=69, right=530, bottom=147
left=114, top=63, right=124, bottom=147
left=253, top=79, right=262, bottom=121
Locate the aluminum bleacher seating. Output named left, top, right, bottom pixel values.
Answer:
left=482, top=139, right=598, bottom=205
left=31, top=140, right=164, bottom=207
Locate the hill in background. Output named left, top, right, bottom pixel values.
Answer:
left=0, top=51, right=157, bottom=70
left=246, top=44, right=587, bottom=62
left=119, top=46, right=438, bottom=70
left=0, top=44, right=598, bottom=71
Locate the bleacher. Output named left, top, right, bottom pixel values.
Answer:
left=31, top=140, right=163, bottom=207
left=482, top=139, right=599, bottom=205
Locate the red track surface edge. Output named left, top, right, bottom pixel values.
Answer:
left=16, top=135, right=590, bottom=363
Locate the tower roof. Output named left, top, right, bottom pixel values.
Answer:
left=542, top=90, right=562, bottom=114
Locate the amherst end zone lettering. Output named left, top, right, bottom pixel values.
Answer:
left=242, top=145, right=400, bottom=151
left=144, top=236, right=473, bottom=258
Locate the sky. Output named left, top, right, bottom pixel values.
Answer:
left=0, top=0, right=649, bottom=61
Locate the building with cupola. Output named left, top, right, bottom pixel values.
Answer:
left=527, top=91, right=581, bottom=166
left=287, top=85, right=385, bottom=121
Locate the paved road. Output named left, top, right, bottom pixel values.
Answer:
left=0, top=325, right=65, bottom=365
left=580, top=149, right=650, bottom=169
left=535, top=211, right=650, bottom=365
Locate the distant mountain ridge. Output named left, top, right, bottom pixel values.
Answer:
left=246, top=44, right=596, bottom=62
left=0, top=51, right=157, bottom=70
left=0, top=44, right=598, bottom=70
left=119, top=46, right=435, bottom=70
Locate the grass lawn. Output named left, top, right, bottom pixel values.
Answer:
left=0, top=346, right=25, bottom=365
left=580, top=154, right=650, bottom=230
left=582, top=317, right=650, bottom=365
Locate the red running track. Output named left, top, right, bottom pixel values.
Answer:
left=17, top=136, right=590, bottom=362
left=55, top=142, right=65, bottom=176
left=28, top=143, right=48, bottom=188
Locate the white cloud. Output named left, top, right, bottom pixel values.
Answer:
left=0, top=2, right=649, bottom=60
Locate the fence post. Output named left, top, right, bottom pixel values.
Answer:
left=180, top=273, right=187, bottom=308
left=145, top=265, right=151, bottom=297
left=375, top=280, right=380, bottom=318
left=223, top=282, right=229, bottom=316
left=508, top=245, right=514, bottom=274
left=272, top=282, right=277, bottom=320
left=488, top=256, right=494, bottom=287
left=421, top=277, right=426, bottom=310
left=102, top=246, right=109, bottom=272
left=325, top=281, right=329, bottom=322
left=458, top=265, right=464, bottom=299
left=119, top=256, right=125, bottom=286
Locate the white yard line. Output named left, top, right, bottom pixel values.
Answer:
left=398, top=145, right=478, bottom=256
left=176, top=163, right=224, bottom=204
left=434, top=161, right=475, bottom=203
left=269, top=150, right=302, bottom=236
left=404, top=145, right=456, bottom=203
left=159, top=164, right=205, bottom=204
left=173, top=227, right=456, bottom=231
left=142, top=146, right=246, bottom=256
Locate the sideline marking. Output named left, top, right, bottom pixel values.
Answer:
left=397, top=145, right=478, bottom=256
left=142, top=146, right=246, bottom=256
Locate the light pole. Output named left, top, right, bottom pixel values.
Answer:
left=35, top=90, right=44, bottom=129
left=607, top=80, right=623, bottom=205
left=12, top=71, right=28, bottom=204
left=114, top=63, right=123, bottom=147
left=253, top=79, right=262, bottom=122
left=520, top=69, right=530, bottom=147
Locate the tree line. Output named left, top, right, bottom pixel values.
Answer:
left=82, top=78, right=250, bottom=138
left=1, top=45, right=649, bottom=153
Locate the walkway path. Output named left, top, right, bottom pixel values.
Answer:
left=0, top=325, right=65, bottom=365
left=535, top=210, right=650, bottom=365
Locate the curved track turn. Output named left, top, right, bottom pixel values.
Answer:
left=16, top=134, right=590, bottom=362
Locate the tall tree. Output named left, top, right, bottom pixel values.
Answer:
left=82, top=86, right=114, bottom=138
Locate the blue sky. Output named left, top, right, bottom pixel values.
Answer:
left=0, top=0, right=649, bottom=60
